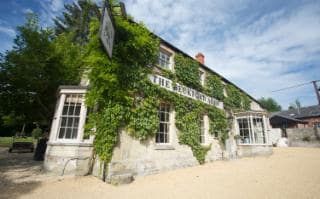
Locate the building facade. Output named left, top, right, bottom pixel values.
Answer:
left=270, top=105, right=320, bottom=129
left=44, top=37, right=272, bottom=183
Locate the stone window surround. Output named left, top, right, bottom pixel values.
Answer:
left=199, top=68, right=206, bottom=86
left=158, top=44, right=175, bottom=71
left=48, top=87, right=94, bottom=145
left=154, top=103, right=175, bottom=150
left=200, top=115, right=210, bottom=146
left=154, top=108, right=211, bottom=150
left=234, top=112, right=270, bottom=146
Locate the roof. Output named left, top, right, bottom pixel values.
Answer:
left=271, top=105, right=320, bottom=119
left=269, top=114, right=308, bottom=126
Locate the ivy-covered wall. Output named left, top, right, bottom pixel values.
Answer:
left=83, top=9, right=255, bottom=169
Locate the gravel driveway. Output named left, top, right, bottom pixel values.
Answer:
left=1, top=147, right=320, bottom=199
left=0, top=147, right=59, bottom=199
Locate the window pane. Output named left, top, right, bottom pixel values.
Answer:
left=65, top=128, right=72, bottom=139
left=66, top=118, right=74, bottom=127
left=237, top=118, right=251, bottom=144
left=58, top=128, right=65, bottom=138
left=159, top=50, right=171, bottom=69
left=71, top=128, right=78, bottom=139
left=68, top=105, right=75, bottom=115
left=156, top=104, right=170, bottom=143
left=62, top=106, right=68, bottom=115
left=60, top=117, right=67, bottom=127
left=75, top=105, right=81, bottom=115
left=74, top=117, right=79, bottom=128
left=58, top=94, right=83, bottom=140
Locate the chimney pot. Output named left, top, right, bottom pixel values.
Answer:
left=195, top=53, right=205, bottom=64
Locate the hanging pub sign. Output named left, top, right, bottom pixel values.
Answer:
left=100, top=1, right=115, bottom=58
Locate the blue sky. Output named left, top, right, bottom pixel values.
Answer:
left=0, top=0, right=319, bottom=109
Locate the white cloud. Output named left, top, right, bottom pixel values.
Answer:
left=0, top=26, right=16, bottom=37
left=38, top=0, right=67, bottom=26
left=22, top=8, right=34, bottom=14
left=123, top=0, right=320, bottom=108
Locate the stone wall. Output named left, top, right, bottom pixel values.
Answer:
left=44, top=143, right=93, bottom=176
left=90, top=128, right=272, bottom=184
left=237, top=145, right=272, bottom=157
left=287, top=127, right=320, bottom=147
left=270, top=128, right=282, bottom=145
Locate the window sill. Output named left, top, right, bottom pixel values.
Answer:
left=201, top=143, right=210, bottom=147
left=48, top=141, right=93, bottom=147
left=154, top=144, right=175, bottom=150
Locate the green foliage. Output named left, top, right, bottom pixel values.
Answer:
left=175, top=108, right=209, bottom=164
left=88, top=102, right=127, bottom=163
left=32, top=127, right=43, bottom=139
left=54, top=0, right=100, bottom=44
left=152, top=86, right=228, bottom=163
left=174, top=54, right=201, bottom=90
left=82, top=2, right=254, bottom=166
left=289, top=98, right=301, bottom=110
left=206, top=74, right=225, bottom=101
left=258, top=97, right=282, bottom=112
left=224, top=84, right=250, bottom=111
left=302, top=136, right=311, bottom=142
left=84, top=16, right=160, bottom=162
left=83, top=11, right=231, bottom=164
left=127, top=97, right=159, bottom=140
left=0, top=137, right=35, bottom=147
left=0, top=13, right=82, bottom=129
left=207, top=107, right=228, bottom=145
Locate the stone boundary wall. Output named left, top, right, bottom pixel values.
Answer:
left=270, top=128, right=282, bottom=145
left=287, top=127, right=320, bottom=147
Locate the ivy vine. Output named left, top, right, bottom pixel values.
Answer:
left=205, top=74, right=225, bottom=101
left=174, top=54, right=202, bottom=90
left=83, top=7, right=251, bottom=169
left=224, top=84, right=251, bottom=111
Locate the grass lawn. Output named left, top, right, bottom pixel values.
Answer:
left=0, top=136, right=35, bottom=147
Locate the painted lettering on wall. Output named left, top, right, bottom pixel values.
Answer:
left=149, top=74, right=224, bottom=109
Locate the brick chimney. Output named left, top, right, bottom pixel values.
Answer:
left=195, top=53, right=205, bottom=65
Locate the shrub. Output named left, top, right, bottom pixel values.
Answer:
left=302, top=136, right=311, bottom=142
left=32, top=127, right=43, bottom=139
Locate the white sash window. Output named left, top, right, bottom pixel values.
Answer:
left=58, top=94, right=83, bottom=139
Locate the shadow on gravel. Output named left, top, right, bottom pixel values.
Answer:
left=0, top=147, right=42, bottom=199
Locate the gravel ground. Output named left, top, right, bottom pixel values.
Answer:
left=1, top=147, right=320, bottom=199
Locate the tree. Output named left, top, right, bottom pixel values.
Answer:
left=53, top=0, right=100, bottom=44
left=0, top=13, right=82, bottom=134
left=258, top=97, right=282, bottom=112
left=289, top=98, right=302, bottom=110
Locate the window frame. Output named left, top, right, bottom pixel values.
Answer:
left=235, top=113, right=268, bottom=145
left=156, top=103, right=171, bottom=145
left=57, top=94, right=83, bottom=140
left=158, top=45, right=174, bottom=71
left=49, top=87, right=88, bottom=144
left=199, top=69, right=205, bottom=86
left=199, top=115, right=205, bottom=144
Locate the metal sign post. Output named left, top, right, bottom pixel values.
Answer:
left=99, top=1, right=115, bottom=58
left=313, top=81, right=320, bottom=105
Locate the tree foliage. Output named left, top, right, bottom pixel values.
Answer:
left=258, top=97, right=282, bottom=112
left=0, top=13, right=82, bottom=132
left=54, top=0, right=100, bottom=44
